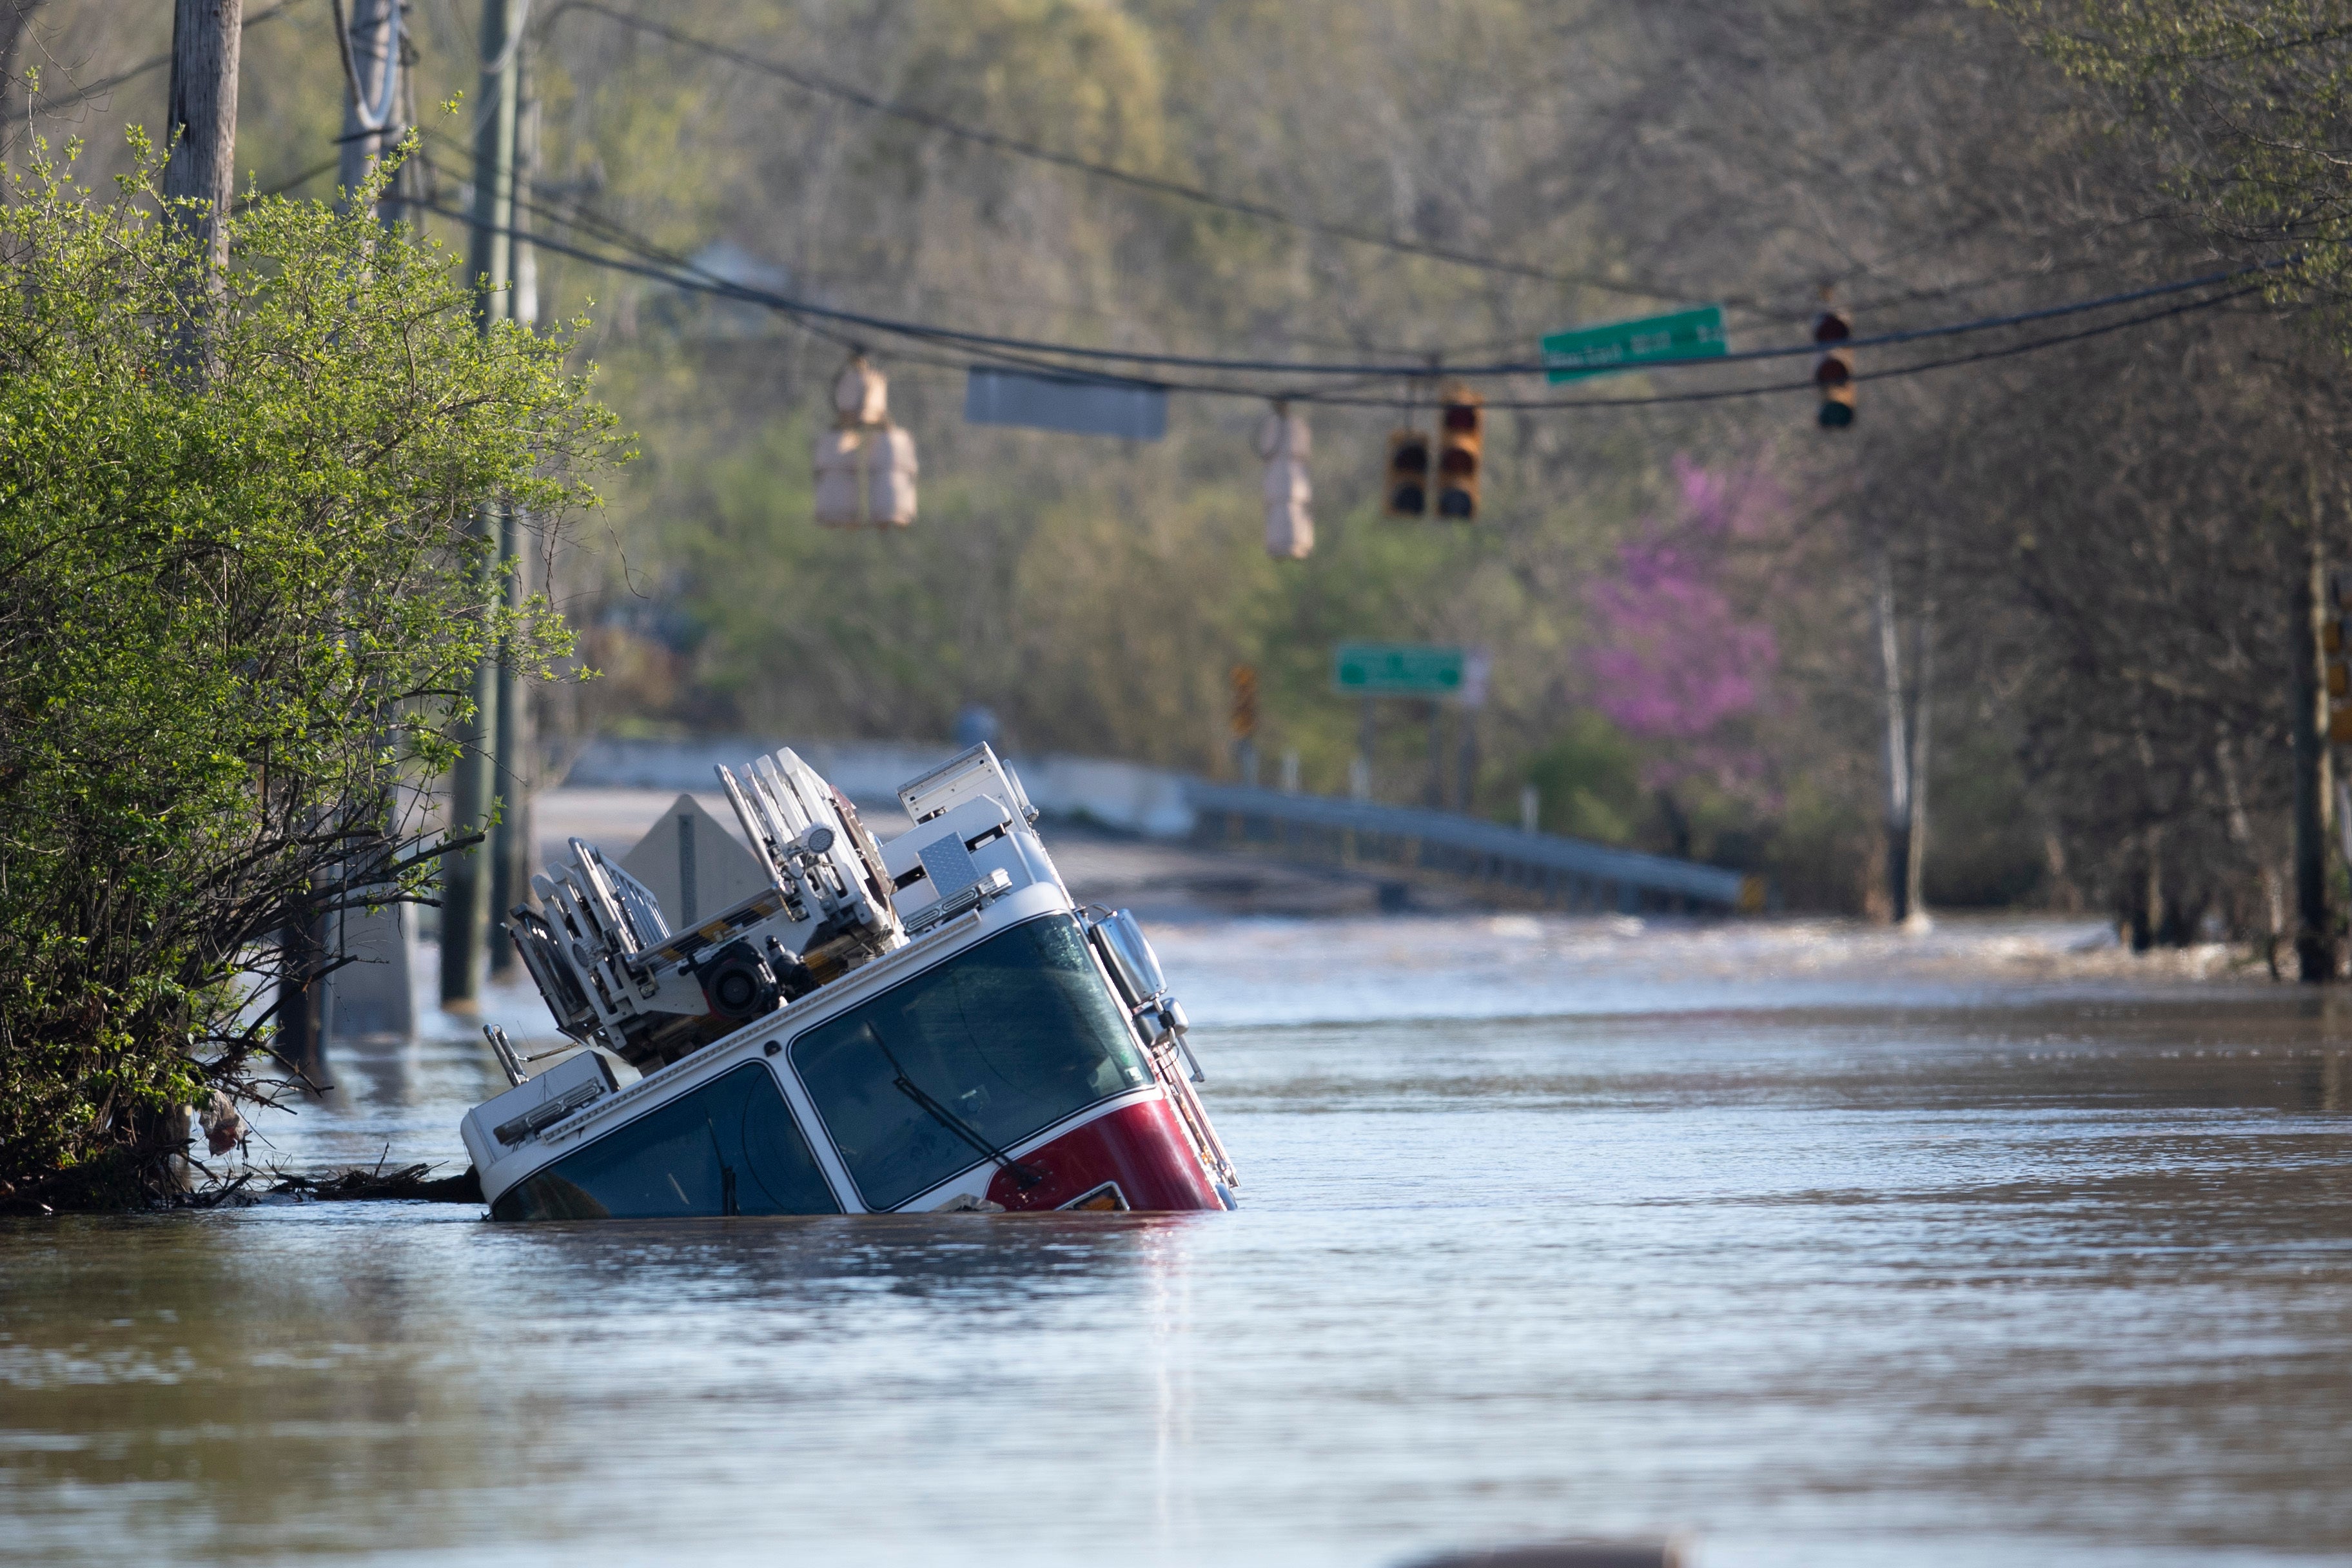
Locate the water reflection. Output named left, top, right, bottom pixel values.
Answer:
left=1, top=1207, right=1206, bottom=1565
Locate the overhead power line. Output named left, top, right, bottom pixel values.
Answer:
left=415, top=142, right=1585, bottom=364
left=427, top=143, right=2269, bottom=383
left=422, top=191, right=2275, bottom=382
left=538, top=8, right=2233, bottom=333
left=542, top=0, right=1692, bottom=306
left=1304, top=286, right=2265, bottom=409
left=413, top=198, right=2263, bottom=409
left=34, top=0, right=311, bottom=107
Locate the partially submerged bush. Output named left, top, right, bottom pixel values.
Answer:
left=0, top=136, right=622, bottom=1208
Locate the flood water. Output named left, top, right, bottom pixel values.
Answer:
left=6, top=915, right=2352, bottom=1567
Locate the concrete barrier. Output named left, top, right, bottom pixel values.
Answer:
left=1012, top=754, right=1195, bottom=838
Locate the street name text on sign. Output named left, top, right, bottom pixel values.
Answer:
left=1541, top=304, right=1727, bottom=384
left=1333, top=643, right=1468, bottom=698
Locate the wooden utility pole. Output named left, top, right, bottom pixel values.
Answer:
left=441, top=0, right=518, bottom=1011
left=334, top=0, right=403, bottom=222
left=164, top=0, right=240, bottom=388
left=161, top=0, right=331, bottom=1070
left=164, top=0, right=240, bottom=275
left=488, top=48, right=537, bottom=981
left=467, top=0, right=517, bottom=337
left=2292, top=529, right=2336, bottom=982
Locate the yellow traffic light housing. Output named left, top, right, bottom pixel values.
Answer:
left=1229, top=663, right=1259, bottom=740
left=1814, top=309, right=1854, bottom=429
left=1384, top=429, right=1430, bottom=518
left=1435, top=385, right=1483, bottom=520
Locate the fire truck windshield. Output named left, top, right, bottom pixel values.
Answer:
left=790, top=914, right=1153, bottom=1210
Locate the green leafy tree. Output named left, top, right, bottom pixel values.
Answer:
left=0, top=135, right=622, bottom=1210
left=2012, top=1, right=2352, bottom=311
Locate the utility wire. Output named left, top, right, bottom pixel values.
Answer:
left=33, top=0, right=311, bottom=106
left=540, top=0, right=1691, bottom=305
left=1302, top=286, right=2264, bottom=409
left=418, top=148, right=1504, bottom=370
left=433, top=17, right=2250, bottom=351
left=233, top=154, right=342, bottom=210
left=422, top=197, right=2278, bottom=386
left=536, top=7, right=2239, bottom=333
left=415, top=200, right=2261, bottom=411
left=446, top=145, right=2263, bottom=380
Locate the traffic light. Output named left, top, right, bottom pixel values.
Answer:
left=1814, top=306, right=1854, bottom=429
left=1435, top=384, right=1483, bottom=520
left=1255, top=404, right=1313, bottom=559
left=1230, top=663, right=1259, bottom=740
left=1384, top=429, right=1430, bottom=517
left=814, top=355, right=917, bottom=527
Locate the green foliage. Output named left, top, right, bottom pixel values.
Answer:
left=1523, top=712, right=1646, bottom=845
left=0, top=136, right=622, bottom=1208
left=2010, top=1, right=2352, bottom=319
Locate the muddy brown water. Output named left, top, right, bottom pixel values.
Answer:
left=5, top=916, right=2350, bottom=1567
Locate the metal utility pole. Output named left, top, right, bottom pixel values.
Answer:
left=334, top=0, right=403, bottom=223
left=441, top=0, right=519, bottom=1011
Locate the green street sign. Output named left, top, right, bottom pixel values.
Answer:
left=1333, top=642, right=1467, bottom=698
left=1542, top=304, right=1726, bottom=383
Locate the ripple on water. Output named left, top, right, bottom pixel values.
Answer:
left=3, top=920, right=2349, bottom=1567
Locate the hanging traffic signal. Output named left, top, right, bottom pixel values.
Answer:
left=1814, top=306, right=1854, bottom=429
left=1256, top=403, right=1313, bottom=559
left=814, top=355, right=917, bottom=527
left=1230, top=664, right=1259, bottom=740
left=1384, top=429, right=1430, bottom=517
left=1435, top=384, right=1483, bottom=520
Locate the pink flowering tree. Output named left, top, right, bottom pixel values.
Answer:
left=1585, top=456, right=1781, bottom=792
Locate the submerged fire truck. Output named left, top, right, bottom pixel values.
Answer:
left=462, top=744, right=1238, bottom=1219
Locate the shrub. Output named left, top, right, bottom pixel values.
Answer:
left=0, top=136, right=620, bottom=1208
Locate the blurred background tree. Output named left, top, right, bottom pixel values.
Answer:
left=8, top=0, right=2346, bottom=941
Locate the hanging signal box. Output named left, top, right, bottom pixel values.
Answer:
left=1435, top=386, right=1483, bottom=520
left=816, top=357, right=917, bottom=527
left=1814, top=309, right=1854, bottom=429
left=1385, top=430, right=1431, bottom=517
left=1255, top=405, right=1314, bottom=559
left=1229, top=663, right=1259, bottom=740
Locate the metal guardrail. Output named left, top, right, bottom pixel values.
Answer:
left=554, top=738, right=1763, bottom=912
left=1183, top=782, right=1763, bottom=913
